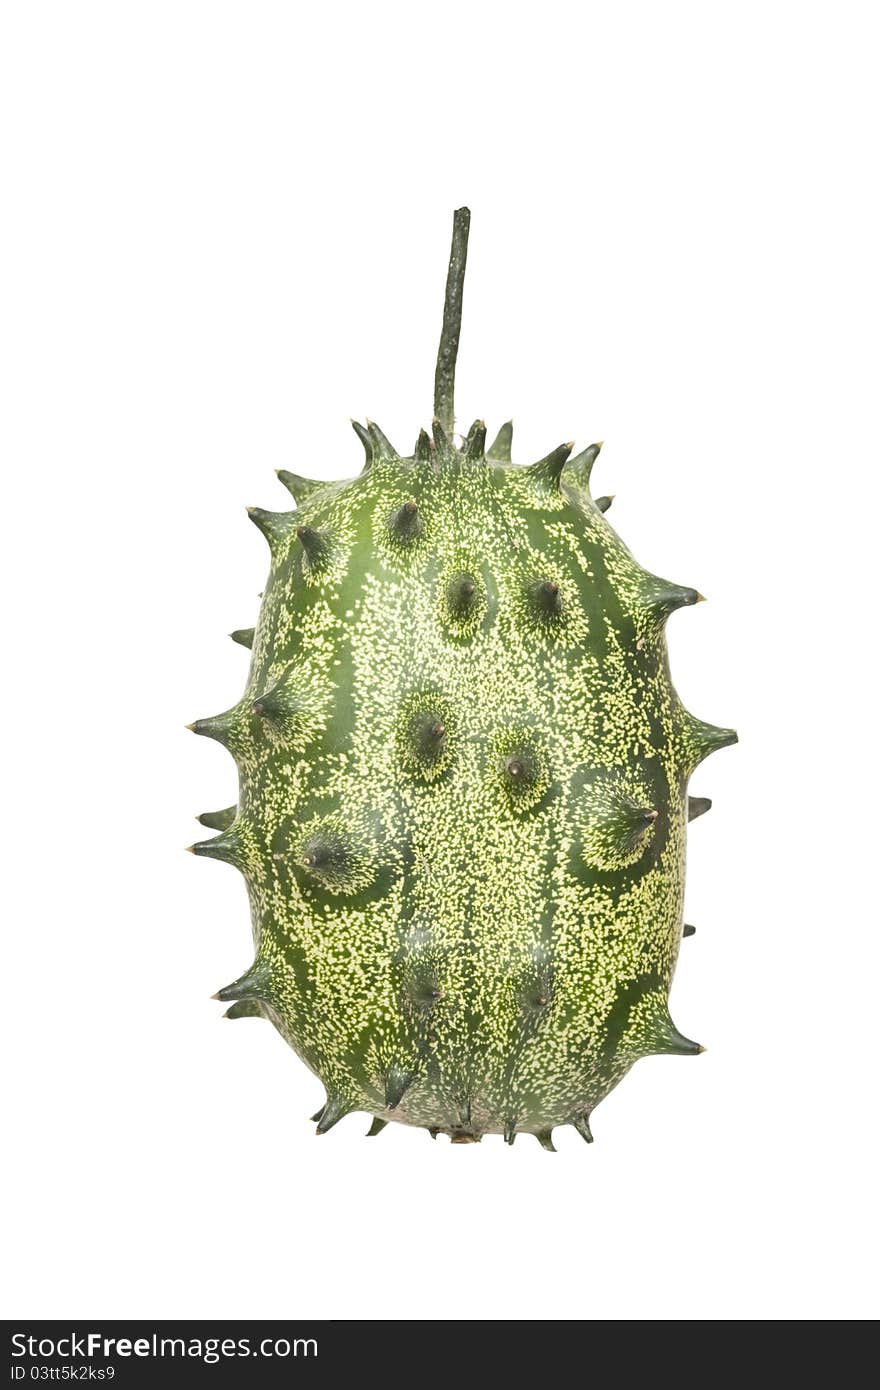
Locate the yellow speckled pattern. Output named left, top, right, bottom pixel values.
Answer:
left=192, top=426, right=736, bottom=1147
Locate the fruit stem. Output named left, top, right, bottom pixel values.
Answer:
left=433, top=207, right=471, bottom=437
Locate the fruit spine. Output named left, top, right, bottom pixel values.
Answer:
left=189, top=208, right=736, bottom=1148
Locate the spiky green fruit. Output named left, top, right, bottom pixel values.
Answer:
left=190, top=209, right=736, bottom=1147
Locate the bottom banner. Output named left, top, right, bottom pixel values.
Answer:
left=5, top=1324, right=334, bottom=1385
left=3, top=1317, right=844, bottom=1379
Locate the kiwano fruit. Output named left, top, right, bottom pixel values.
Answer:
left=189, top=208, right=736, bottom=1148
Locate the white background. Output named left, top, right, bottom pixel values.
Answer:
left=2, top=1, right=878, bottom=1321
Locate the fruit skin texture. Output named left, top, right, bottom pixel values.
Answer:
left=190, top=210, right=736, bottom=1147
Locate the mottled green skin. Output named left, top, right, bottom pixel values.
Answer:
left=192, top=422, right=735, bottom=1146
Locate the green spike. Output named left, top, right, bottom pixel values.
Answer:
left=404, top=706, right=449, bottom=773
left=567, top=441, right=603, bottom=489
left=445, top=571, right=479, bottom=622
left=351, top=419, right=373, bottom=469
left=463, top=419, right=487, bottom=462
left=595, top=495, right=614, bottom=514
left=535, top=1129, right=557, bottom=1152
left=309, top=1109, right=324, bottom=1123
left=295, top=524, right=330, bottom=571
left=688, top=795, right=712, bottom=821
left=499, top=742, right=543, bottom=800
left=251, top=674, right=304, bottom=734
left=683, top=923, right=696, bottom=938
left=431, top=416, right=456, bottom=464
left=579, top=780, right=659, bottom=870
left=224, top=999, right=266, bottom=1020
left=414, top=428, right=433, bottom=466
left=645, top=1006, right=704, bottom=1057
left=366, top=420, right=398, bottom=463
left=529, top=577, right=563, bottom=621
left=186, top=708, right=239, bottom=747
left=686, top=716, right=739, bottom=768
left=275, top=470, right=326, bottom=507
left=315, top=1093, right=355, bottom=1134
left=527, top=442, right=574, bottom=490
left=572, top=1114, right=594, bottom=1144
left=388, top=499, right=424, bottom=545
left=196, top=805, right=237, bottom=831
left=643, top=581, right=704, bottom=625
left=189, top=823, right=246, bottom=869
left=503, top=1119, right=518, bottom=1145
left=366, top=1117, right=388, bottom=1137
left=297, top=823, right=363, bottom=891
left=213, top=959, right=272, bottom=1005
left=229, top=628, right=254, bottom=649
left=523, top=988, right=551, bottom=1015
left=405, top=961, right=443, bottom=1012
left=246, top=506, right=296, bottom=552
left=384, top=1065, right=414, bottom=1110
left=487, top=420, right=513, bottom=462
